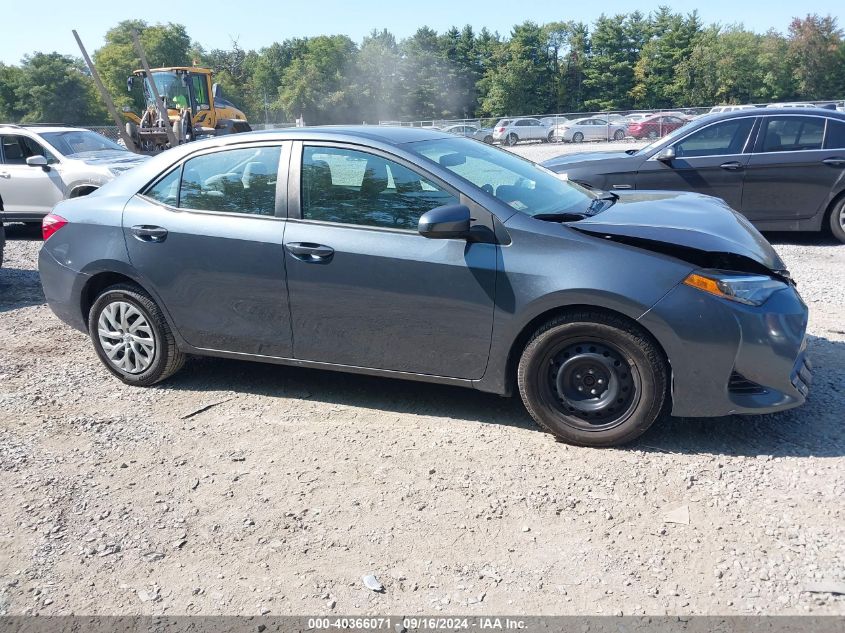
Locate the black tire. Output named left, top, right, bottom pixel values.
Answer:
left=506, top=133, right=519, bottom=146
left=483, top=135, right=493, bottom=144
left=613, top=129, right=625, bottom=141
left=88, top=283, right=185, bottom=386
left=828, top=196, right=845, bottom=243
left=517, top=312, right=669, bottom=447
left=547, top=131, right=555, bottom=143
left=0, top=223, right=5, bottom=268
left=572, top=132, right=584, bottom=143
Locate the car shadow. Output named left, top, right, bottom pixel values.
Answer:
left=162, top=333, right=845, bottom=458
left=3, top=222, right=43, bottom=241
left=0, top=268, right=44, bottom=313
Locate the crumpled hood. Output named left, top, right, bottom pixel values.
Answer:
left=572, top=190, right=786, bottom=272
left=542, top=151, right=635, bottom=169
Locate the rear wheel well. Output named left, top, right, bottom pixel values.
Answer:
left=81, top=272, right=143, bottom=327
left=504, top=305, right=670, bottom=397
left=69, top=185, right=98, bottom=198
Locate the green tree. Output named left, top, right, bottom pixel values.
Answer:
left=356, top=29, right=402, bottom=122
left=788, top=15, right=843, bottom=99
left=14, top=53, right=105, bottom=123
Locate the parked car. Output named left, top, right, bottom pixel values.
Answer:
left=626, top=114, right=690, bottom=139
left=554, top=117, right=627, bottom=143
left=39, top=126, right=810, bottom=447
left=542, top=108, right=845, bottom=242
left=492, top=118, right=552, bottom=145
left=766, top=102, right=816, bottom=109
left=440, top=124, right=494, bottom=144
left=709, top=105, right=757, bottom=114
left=0, top=124, right=148, bottom=227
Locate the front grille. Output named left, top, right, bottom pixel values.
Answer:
left=729, top=371, right=768, bottom=395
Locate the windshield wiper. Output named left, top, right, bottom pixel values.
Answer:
left=585, top=191, right=618, bottom=215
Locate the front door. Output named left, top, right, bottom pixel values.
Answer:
left=0, top=134, right=65, bottom=218
left=123, top=143, right=293, bottom=357
left=742, top=115, right=845, bottom=224
left=636, top=116, right=757, bottom=211
left=283, top=143, right=497, bottom=379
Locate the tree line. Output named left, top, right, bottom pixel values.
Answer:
left=0, top=9, right=843, bottom=126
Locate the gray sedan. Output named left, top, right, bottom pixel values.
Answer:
left=440, top=124, right=494, bottom=144
left=38, top=127, right=810, bottom=447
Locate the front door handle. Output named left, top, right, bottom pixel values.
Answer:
left=0, top=171, right=10, bottom=179
left=131, top=225, right=168, bottom=242
left=720, top=161, right=743, bottom=171
left=822, top=157, right=845, bottom=167
left=285, top=242, right=334, bottom=261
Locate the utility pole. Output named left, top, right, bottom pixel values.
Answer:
left=131, top=30, right=179, bottom=148
left=72, top=30, right=138, bottom=152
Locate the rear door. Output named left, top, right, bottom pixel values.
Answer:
left=0, top=134, right=65, bottom=218
left=741, top=115, right=845, bottom=224
left=123, top=142, right=294, bottom=357
left=636, top=116, right=757, bottom=210
left=282, top=142, right=497, bottom=378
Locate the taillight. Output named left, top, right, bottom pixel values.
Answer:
left=497, top=127, right=505, bottom=133
left=42, top=214, right=68, bottom=241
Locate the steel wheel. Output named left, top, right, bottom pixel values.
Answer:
left=97, top=301, right=156, bottom=374
left=540, top=339, right=640, bottom=431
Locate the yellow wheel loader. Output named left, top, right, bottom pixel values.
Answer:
left=123, top=67, right=251, bottom=152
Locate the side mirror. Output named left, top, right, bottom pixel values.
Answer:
left=212, top=82, right=221, bottom=100
left=26, top=155, right=48, bottom=167
left=418, top=204, right=471, bottom=239
left=655, top=146, right=676, bottom=162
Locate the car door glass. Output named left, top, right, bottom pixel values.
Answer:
left=301, top=146, right=457, bottom=229
left=1, top=136, right=27, bottom=164
left=761, top=117, right=824, bottom=152
left=178, top=146, right=280, bottom=215
left=18, top=136, right=58, bottom=163
left=143, top=167, right=181, bottom=206
left=823, top=119, right=845, bottom=149
left=673, top=118, right=755, bottom=158
left=516, top=120, right=531, bottom=127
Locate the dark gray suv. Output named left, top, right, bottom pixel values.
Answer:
left=38, top=127, right=810, bottom=447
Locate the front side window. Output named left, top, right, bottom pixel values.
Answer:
left=673, top=118, right=755, bottom=158
left=301, top=146, right=456, bottom=229
left=143, top=146, right=280, bottom=215
left=408, top=136, right=596, bottom=217
left=1, top=135, right=57, bottom=164
left=760, top=117, right=825, bottom=152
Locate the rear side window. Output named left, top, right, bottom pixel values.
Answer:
left=824, top=120, right=845, bottom=149
left=673, top=118, right=755, bottom=157
left=143, top=146, right=280, bottom=215
left=760, top=117, right=825, bottom=152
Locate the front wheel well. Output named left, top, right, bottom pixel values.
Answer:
left=504, top=304, right=670, bottom=398
left=823, top=189, right=845, bottom=231
left=80, top=272, right=144, bottom=327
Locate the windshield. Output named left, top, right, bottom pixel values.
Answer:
left=408, top=136, right=597, bottom=217
left=40, top=130, right=125, bottom=156
left=147, top=71, right=191, bottom=110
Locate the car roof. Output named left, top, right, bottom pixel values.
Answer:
left=704, top=107, right=845, bottom=120
left=0, top=124, right=82, bottom=134
left=234, top=125, right=453, bottom=146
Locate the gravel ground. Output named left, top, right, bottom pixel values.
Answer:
left=1, top=149, right=843, bottom=617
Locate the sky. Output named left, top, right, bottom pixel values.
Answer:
left=1, top=0, right=841, bottom=64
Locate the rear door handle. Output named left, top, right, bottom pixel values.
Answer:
left=822, top=157, right=845, bottom=167
left=130, top=225, right=168, bottom=242
left=285, top=242, right=334, bottom=260
left=720, top=161, right=743, bottom=171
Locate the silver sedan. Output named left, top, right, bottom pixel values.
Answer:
left=553, top=117, right=627, bottom=143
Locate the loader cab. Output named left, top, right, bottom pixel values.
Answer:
left=129, top=69, right=213, bottom=120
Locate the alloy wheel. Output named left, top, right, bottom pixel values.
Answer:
left=97, top=301, right=156, bottom=374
